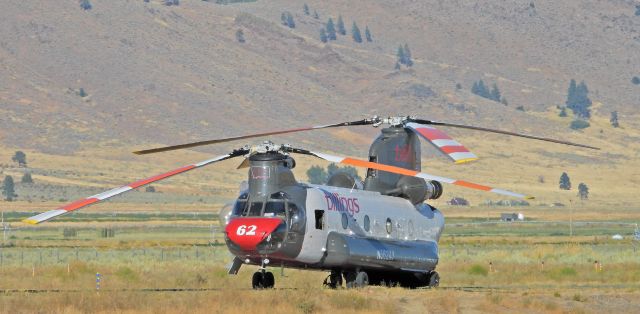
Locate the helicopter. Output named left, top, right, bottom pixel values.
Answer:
left=24, top=115, right=597, bottom=289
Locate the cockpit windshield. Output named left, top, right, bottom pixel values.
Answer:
left=234, top=192, right=294, bottom=219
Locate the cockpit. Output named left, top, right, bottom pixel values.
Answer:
left=231, top=192, right=304, bottom=232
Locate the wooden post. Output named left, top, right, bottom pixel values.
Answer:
left=489, top=261, right=493, bottom=273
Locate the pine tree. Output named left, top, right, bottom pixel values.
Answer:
left=394, top=62, right=401, bottom=70
left=281, top=12, right=288, bottom=25
left=473, top=80, right=490, bottom=99
left=566, top=79, right=577, bottom=108
left=490, top=83, right=501, bottom=102
left=80, top=0, right=92, bottom=10
left=397, top=45, right=405, bottom=65
left=21, top=172, right=33, bottom=184
left=235, top=29, right=245, bottom=43
left=286, top=12, right=295, bottom=28
left=471, top=81, right=479, bottom=95
left=559, top=107, right=567, bottom=117
left=2, top=175, right=16, bottom=201
left=351, top=22, right=362, bottom=43
left=320, top=28, right=328, bottom=43
left=12, top=151, right=27, bottom=167
left=573, top=81, right=592, bottom=119
left=337, top=15, right=346, bottom=35
left=577, top=183, right=589, bottom=200
left=326, top=18, right=337, bottom=40
left=610, top=111, right=619, bottom=128
left=501, top=97, right=508, bottom=105
left=559, top=172, right=571, bottom=190
left=306, top=165, right=327, bottom=184
left=566, top=79, right=591, bottom=119
left=365, top=26, right=372, bottom=42
left=313, top=10, right=319, bottom=19
left=303, top=4, right=310, bottom=15
left=632, top=76, right=640, bottom=85
left=403, top=43, right=413, bottom=66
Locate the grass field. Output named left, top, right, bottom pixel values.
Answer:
left=0, top=213, right=638, bottom=313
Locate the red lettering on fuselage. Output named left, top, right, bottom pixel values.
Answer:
left=324, top=192, right=360, bottom=215
left=394, top=144, right=411, bottom=162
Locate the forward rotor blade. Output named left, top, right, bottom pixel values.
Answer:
left=133, top=119, right=373, bottom=155
left=409, top=118, right=600, bottom=150
left=298, top=150, right=531, bottom=199
left=23, top=150, right=247, bottom=225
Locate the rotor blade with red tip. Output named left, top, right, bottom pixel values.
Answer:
left=133, top=119, right=373, bottom=155
left=408, top=118, right=600, bottom=150
left=405, top=122, right=478, bottom=164
left=22, top=151, right=245, bottom=225
left=305, top=151, right=531, bottom=199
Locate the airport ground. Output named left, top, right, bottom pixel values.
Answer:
left=0, top=205, right=638, bottom=313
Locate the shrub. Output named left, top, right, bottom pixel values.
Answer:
left=468, top=264, right=488, bottom=276
left=570, top=119, right=590, bottom=130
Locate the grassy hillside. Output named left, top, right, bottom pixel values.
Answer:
left=0, top=0, right=639, bottom=216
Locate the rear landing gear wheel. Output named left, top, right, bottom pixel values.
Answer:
left=355, top=271, right=369, bottom=288
left=427, top=271, right=440, bottom=287
left=345, top=271, right=369, bottom=288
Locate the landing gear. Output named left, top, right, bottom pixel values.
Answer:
left=323, top=270, right=343, bottom=289
left=426, top=271, right=440, bottom=287
left=252, top=270, right=275, bottom=289
left=344, top=270, right=369, bottom=289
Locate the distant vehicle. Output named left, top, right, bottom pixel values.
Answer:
left=24, top=115, right=597, bottom=289
left=501, top=213, right=524, bottom=222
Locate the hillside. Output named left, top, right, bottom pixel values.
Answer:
left=0, top=0, right=639, bottom=212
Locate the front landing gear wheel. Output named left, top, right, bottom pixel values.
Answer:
left=252, top=271, right=275, bottom=289
left=427, top=271, right=440, bottom=287
left=252, top=271, right=264, bottom=289
left=264, top=271, right=275, bottom=288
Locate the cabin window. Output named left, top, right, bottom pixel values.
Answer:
left=363, top=215, right=370, bottom=232
left=315, top=210, right=324, bottom=230
left=231, top=193, right=249, bottom=216
left=366, top=156, right=378, bottom=177
left=341, top=213, right=348, bottom=230
left=385, top=218, right=393, bottom=235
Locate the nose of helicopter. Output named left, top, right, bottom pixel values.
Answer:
left=225, top=217, right=284, bottom=251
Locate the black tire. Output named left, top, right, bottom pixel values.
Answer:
left=252, top=271, right=264, bottom=289
left=344, top=272, right=357, bottom=289
left=427, top=271, right=440, bottom=287
left=355, top=271, right=369, bottom=288
left=264, top=272, right=275, bottom=288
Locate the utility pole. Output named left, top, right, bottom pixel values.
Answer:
left=569, top=199, right=573, bottom=239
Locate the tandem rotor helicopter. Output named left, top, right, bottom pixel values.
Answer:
left=24, top=115, right=597, bottom=289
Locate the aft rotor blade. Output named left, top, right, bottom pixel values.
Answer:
left=23, top=151, right=246, bottom=225
left=133, top=119, right=374, bottom=155
left=405, top=122, right=478, bottom=164
left=298, top=150, right=532, bottom=199
left=409, top=118, right=600, bottom=150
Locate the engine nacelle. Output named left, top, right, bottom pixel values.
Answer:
left=390, top=177, right=443, bottom=204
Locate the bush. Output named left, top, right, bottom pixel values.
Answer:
left=468, top=264, right=488, bottom=276
left=570, top=119, right=590, bottom=130
left=632, top=76, right=640, bottom=85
